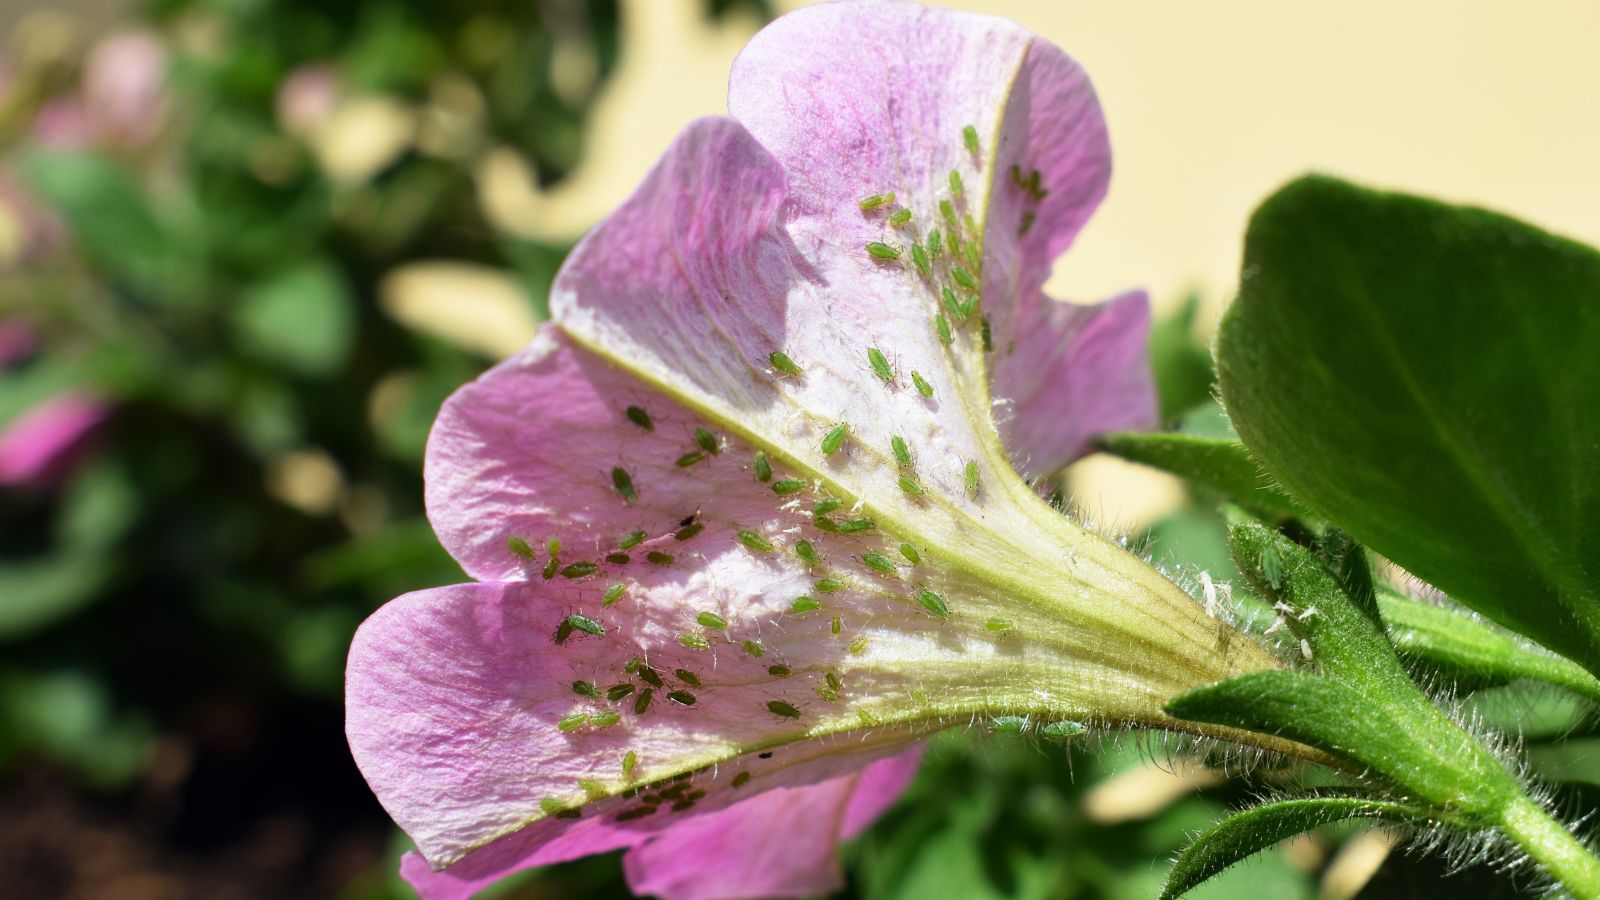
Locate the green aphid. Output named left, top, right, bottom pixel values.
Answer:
left=986, top=617, right=1012, bottom=632
left=771, top=478, right=807, bottom=495
left=696, top=611, right=727, bottom=630
left=634, top=688, right=654, bottom=715
left=942, top=286, right=965, bottom=321
left=867, top=347, right=893, bottom=381
left=619, top=530, right=647, bottom=550
left=935, top=313, right=952, bottom=345
left=830, top=615, right=842, bottom=635
left=795, top=539, right=820, bottom=566
left=962, top=124, right=979, bottom=155
left=507, top=535, right=536, bottom=559
left=622, top=750, right=638, bottom=780
left=625, top=658, right=642, bottom=674
left=731, top=771, right=751, bottom=788
left=611, top=466, right=636, bottom=502
left=825, top=671, right=842, bottom=691
left=939, top=199, right=958, bottom=227
left=572, top=680, right=601, bottom=699
left=558, top=712, right=589, bottom=732
left=767, top=699, right=802, bottom=719
left=566, top=614, right=605, bottom=636
left=590, top=712, right=621, bottom=728
left=769, top=351, right=803, bottom=377
left=540, top=796, right=568, bottom=815
left=951, top=266, right=978, bottom=291
left=910, top=242, right=930, bottom=276
left=562, top=561, right=599, bottom=579
left=814, top=577, right=847, bottom=592
left=1261, top=546, right=1284, bottom=589
left=964, top=236, right=983, bottom=272
left=918, top=589, right=950, bottom=618
left=543, top=558, right=559, bottom=580
left=626, top=405, right=653, bottom=431
left=754, top=451, right=772, bottom=483
left=812, top=514, right=839, bottom=533
left=667, top=690, right=697, bottom=706
left=1011, top=164, right=1026, bottom=188
left=1028, top=168, right=1044, bottom=198
left=821, top=422, right=849, bottom=456
left=912, top=370, right=934, bottom=398
left=946, top=228, right=961, bottom=258
left=607, top=550, right=634, bottom=565
left=865, top=241, right=901, bottom=260
left=837, top=518, right=876, bottom=534
left=890, top=435, right=912, bottom=467
left=579, top=778, right=608, bottom=796
left=742, top=639, right=765, bottom=658
left=694, top=427, right=719, bottom=455
left=1042, top=720, right=1087, bottom=741
left=888, top=208, right=913, bottom=227
left=813, top=498, right=845, bottom=515
left=964, top=460, right=980, bottom=496
left=554, top=619, right=574, bottom=644
left=790, top=596, right=822, bottom=613
left=981, top=316, right=993, bottom=352
left=899, top=542, right=921, bottom=564
left=858, top=192, right=895, bottom=211
left=679, top=633, right=711, bottom=651
left=675, top=522, right=704, bottom=541
left=862, top=553, right=897, bottom=575
left=898, top=476, right=924, bottom=496
left=639, top=666, right=664, bottom=688
left=949, top=169, right=964, bottom=198
left=850, top=635, right=868, bottom=655
left=737, top=530, right=774, bottom=553
left=768, top=665, right=792, bottom=677
left=676, top=451, right=706, bottom=468
left=603, top=584, right=626, bottom=606
left=647, top=551, right=676, bottom=565
left=925, top=227, right=943, bottom=259
left=1019, top=210, right=1036, bottom=236
left=607, top=683, right=635, bottom=701
left=816, top=685, right=839, bottom=702
left=548, top=538, right=562, bottom=556
left=989, top=715, right=1028, bottom=734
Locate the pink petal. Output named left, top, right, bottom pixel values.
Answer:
left=0, top=392, right=107, bottom=487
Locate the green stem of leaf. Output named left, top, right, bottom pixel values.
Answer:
left=1498, top=795, right=1600, bottom=899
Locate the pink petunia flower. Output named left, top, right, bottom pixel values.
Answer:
left=346, top=3, right=1282, bottom=898
left=0, top=391, right=108, bottom=488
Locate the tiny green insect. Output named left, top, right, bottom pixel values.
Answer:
left=865, top=241, right=901, bottom=260
left=918, top=589, right=950, bottom=618
left=563, top=614, right=604, bottom=637
left=825, top=671, right=842, bottom=691
left=858, top=192, right=895, bottom=211
left=910, top=242, right=930, bottom=275
left=558, top=712, right=589, bottom=732
left=624, top=658, right=641, bottom=674
left=951, top=266, right=977, bottom=291
left=602, top=583, right=626, bottom=606
left=899, top=542, right=920, bottom=564
left=607, top=683, right=635, bottom=701
left=737, top=530, right=773, bottom=553
left=696, top=611, right=727, bottom=629
left=622, top=750, right=638, bottom=779
left=694, top=427, right=719, bottom=454
left=898, top=475, right=924, bottom=496
left=625, top=405, right=653, bottom=431
left=837, top=518, right=876, bottom=534
left=812, top=514, right=839, bottom=533
left=589, top=711, right=621, bottom=728
left=548, top=538, right=562, bottom=556
left=890, top=435, right=911, bottom=467
left=795, top=539, right=819, bottom=565
left=1019, top=210, right=1036, bottom=236
left=981, top=315, right=993, bottom=352
left=925, top=227, right=942, bottom=259
left=742, top=639, right=765, bottom=657
left=753, top=451, right=771, bottom=482
left=539, top=796, right=570, bottom=815
left=989, top=715, right=1028, bottom=734
left=888, top=208, right=913, bottom=227
left=675, top=522, right=704, bottom=541
left=850, top=635, right=868, bottom=655
left=935, top=313, right=952, bottom=345
left=964, top=460, right=979, bottom=495
left=790, top=596, right=822, bottom=613
left=962, top=124, right=979, bottom=155
left=731, top=771, right=751, bottom=788
left=941, top=286, right=964, bottom=320
left=606, top=552, right=630, bottom=565
left=611, top=467, right=635, bottom=502
left=911, top=370, right=934, bottom=398
left=940, top=199, right=958, bottom=227
left=678, top=633, right=711, bottom=651
left=676, top=451, right=705, bottom=467
left=985, top=617, right=1012, bottom=631
left=667, top=690, right=697, bottom=706
left=542, top=558, right=558, bottom=581
left=638, top=666, right=664, bottom=687
left=1042, top=720, right=1087, bottom=741
left=815, top=577, right=847, bottom=593
left=572, top=680, right=600, bottom=699
left=862, top=553, right=896, bottom=575
left=767, top=665, right=792, bottom=677
left=867, top=347, right=893, bottom=381
left=634, top=688, right=653, bottom=715
left=769, top=351, right=802, bottom=377
left=619, top=530, right=646, bottom=550
left=771, top=478, right=807, bottom=495
left=562, top=561, right=599, bottom=579
left=830, top=615, right=842, bottom=635
left=813, top=498, right=844, bottom=515
left=816, top=685, right=839, bottom=702
left=767, top=699, right=802, bottom=719
left=646, top=551, right=675, bottom=565
left=507, top=535, right=535, bottom=559
left=949, top=169, right=964, bottom=198
left=821, top=422, right=849, bottom=455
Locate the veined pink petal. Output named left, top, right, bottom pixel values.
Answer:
left=0, top=391, right=107, bottom=487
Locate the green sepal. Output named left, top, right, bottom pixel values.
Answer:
left=1097, top=432, right=1307, bottom=521
left=1160, top=791, right=1435, bottom=899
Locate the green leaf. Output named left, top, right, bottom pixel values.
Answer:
left=1160, top=792, right=1431, bottom=899
left=1216, top=176, right=1600, bottom=675
left=1148, top=295, right=1216, bottom=421
left=1098, top=432, right=1306, bottom=521
left=231, top=258, right=355, bottom=377
left=1378, top=588, right=1600, bottom=703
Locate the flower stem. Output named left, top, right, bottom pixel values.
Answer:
left=1499, top=794, right=1600, bottom=898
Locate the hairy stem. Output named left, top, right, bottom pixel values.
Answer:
left=1498, top=794, right=1600, bottom=898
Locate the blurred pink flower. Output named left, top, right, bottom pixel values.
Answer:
left=0, top=391, right=108, bottom=487
left=81, top=30, right=169, bottom=149
left=30, top=97, right=93, bottom=151
left=343, top=4, right=1259, bottom=899
left=275, top=63, right=341, bottom=137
